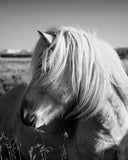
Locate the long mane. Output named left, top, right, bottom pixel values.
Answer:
left=31, top=26, right=128, bottom=119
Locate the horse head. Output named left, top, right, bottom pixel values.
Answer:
left=20, top=26, right=128, bottom=160
left=20, top=29, right=76, bottom=130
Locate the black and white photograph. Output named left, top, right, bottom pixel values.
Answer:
left=0, top=0, right=128, bottom=159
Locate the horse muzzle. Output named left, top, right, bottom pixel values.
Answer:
left=20, top=98, right=36, bottom=127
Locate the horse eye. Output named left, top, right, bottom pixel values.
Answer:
left=49, top=45, right=55, bottom=52
left=51, top=47, right=54, bottom=51
left=47, top=46, right=54, bottom=59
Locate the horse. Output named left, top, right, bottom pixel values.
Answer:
left=0, top=83, right=63, bottom=160
left=19, top=26, right=128, bottom=160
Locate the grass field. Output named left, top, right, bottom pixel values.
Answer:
left=0, top=57, right=31, bottom=94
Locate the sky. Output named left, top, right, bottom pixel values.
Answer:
left=0, top=0, right=128, bottom=51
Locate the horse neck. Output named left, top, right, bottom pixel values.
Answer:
left=94, top=87, right=128, bottom=159
left=99, top=86, right=128, bottom=145
left=66, top=86, right=128, bottom=160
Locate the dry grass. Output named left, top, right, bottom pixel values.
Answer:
left=0, top=130, right=69, bottom=160
left=0, top=58, right=30, bottom=83
left=0, top=131, right=47, bottom=160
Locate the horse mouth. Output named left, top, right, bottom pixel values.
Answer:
left=20, top=103, right=64, bottom=128
left=20, top=108, right=37, bottom=127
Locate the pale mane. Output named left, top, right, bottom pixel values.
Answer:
left=31, top=26, right=128, bottom=119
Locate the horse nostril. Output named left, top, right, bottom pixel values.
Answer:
left=20, top=108, right=36, bottom=127
left=20, top=98, right=36, bottom=127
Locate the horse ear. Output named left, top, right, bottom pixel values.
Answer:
left=37, top=30, right=53, bottom=44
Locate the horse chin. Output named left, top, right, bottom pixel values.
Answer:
left=35, top=119, right=45, bottom=128
left=34, top=105, right=64, bottom=128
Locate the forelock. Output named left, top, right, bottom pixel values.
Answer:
left=30, top=26, right=128, bottom=119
